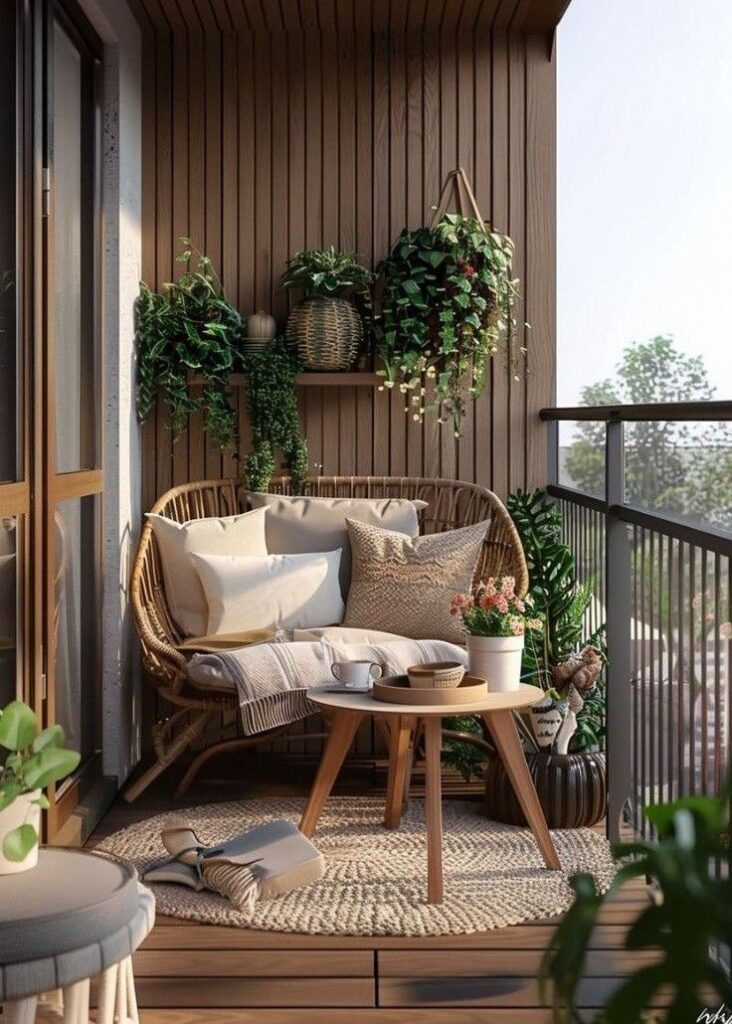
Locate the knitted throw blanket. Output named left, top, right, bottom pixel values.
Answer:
left=188, top=638, right=469, bottom=735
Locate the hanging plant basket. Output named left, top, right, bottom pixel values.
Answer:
left=375, top=168, right=523, bottom=436
left=287, top=295, right=363, bottom=371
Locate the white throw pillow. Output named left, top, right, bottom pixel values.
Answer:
left=191, top=549, right=344, bottom=635
left=246, top=492, right=427, bottom=594
left=147, top=508, right=268, bottom=637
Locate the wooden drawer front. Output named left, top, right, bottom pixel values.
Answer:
left=134, top=949, right=373, bottom=977
left=134, top=977, right=375, bottom=1009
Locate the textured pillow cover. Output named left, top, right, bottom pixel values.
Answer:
left=246, top=493, right=427, bottom=593
left=343, top=518, right=488, bottom=643
left=191, top=549, right=344, bottom=634
left=147, top=507, right=268, bottom=637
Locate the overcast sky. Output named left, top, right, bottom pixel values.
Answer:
left=557, top=0, right=732, bottom=406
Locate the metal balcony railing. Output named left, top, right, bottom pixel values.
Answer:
left=541, top=401, right=732, bottom=844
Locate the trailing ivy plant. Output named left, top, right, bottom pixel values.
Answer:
left=242, top=341, right=309, bottom=493
left=375, top=213, right=521, bottom=436
left=507, top=488, right=607, bottom=751
left=136, top=239, right=245, bottom=449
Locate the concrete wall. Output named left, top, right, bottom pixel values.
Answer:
left=79, top=0, right=142, bottom=783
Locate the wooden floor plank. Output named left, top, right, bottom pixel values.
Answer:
left=137, top=1012, right=580, bottom=1024
left=134, top=977, right=375, bottom=1008
left=378, top=976, right=672, bottom=1009
left=134, top=949, right=374, bottom=977
left=377, top=948, right=661, bottom=978
left=140, top=922, right=631, bottom=952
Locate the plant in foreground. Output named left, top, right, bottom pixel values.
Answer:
left=0, top=700, right=80, bottom=861
left=540, top=790, right=732, bottom=1023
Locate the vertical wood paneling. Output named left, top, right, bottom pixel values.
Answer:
left=137, top=12, right=557, bottom=505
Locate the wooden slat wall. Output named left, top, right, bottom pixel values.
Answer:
left=131, top=2, right=557, bottom=512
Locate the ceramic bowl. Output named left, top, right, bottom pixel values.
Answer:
left=406, top=661, right=466, bottom=689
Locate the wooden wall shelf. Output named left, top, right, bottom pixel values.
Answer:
left=190, top=372, right=381, bottom=388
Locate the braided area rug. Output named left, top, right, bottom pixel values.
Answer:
left=99, top=797, right=615, bottom=937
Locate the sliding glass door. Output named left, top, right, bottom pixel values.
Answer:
left=0, top=0, right=29, bottom=715
left=0, top=0, right=104, bottom=838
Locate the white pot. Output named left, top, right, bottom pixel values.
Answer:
left=467, top=634, right=524, bottom=692
left=0, top=790, right=41, bottom=875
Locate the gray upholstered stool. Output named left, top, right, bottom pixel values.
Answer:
left=0, top=849, right=155, bottom=1024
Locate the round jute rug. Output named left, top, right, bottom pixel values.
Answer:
left=99, top=797, right=615, bottom=937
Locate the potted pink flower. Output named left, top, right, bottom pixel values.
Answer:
left=450, top=576, right=542, bottom=692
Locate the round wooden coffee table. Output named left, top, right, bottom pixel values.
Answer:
left=299, top=684, right=560, bottom=904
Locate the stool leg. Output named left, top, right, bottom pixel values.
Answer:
left=96, top=963, right=118, bottom=1024
left=124, top=957, right=140, bottom=1024
left=62, top=979, right=88, bottom=1024
left=114, top=959, right=128, bottom=1023
left=3, top=996, right=38, bottom=1024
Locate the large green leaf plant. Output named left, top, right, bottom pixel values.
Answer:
left=136, top=239, right=245, bottom=449
left=507, top=489, right=606, bottom=751
left=0, top=700, right=80, bottom=862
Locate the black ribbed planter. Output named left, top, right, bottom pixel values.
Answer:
left=484, top=751, right=607, bottom=829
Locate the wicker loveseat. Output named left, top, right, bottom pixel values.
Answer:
left=126, top=475, right=528, bottom=802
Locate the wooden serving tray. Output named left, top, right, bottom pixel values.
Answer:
left=372, top=674, right=488, bottom=706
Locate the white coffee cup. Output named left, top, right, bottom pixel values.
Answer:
left=331, top=660, right=382, bottom=688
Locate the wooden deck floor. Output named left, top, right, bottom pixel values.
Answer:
left=88, top=761, right=648, bottom=1024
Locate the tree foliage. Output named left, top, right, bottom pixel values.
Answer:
left=565, top=336, right=732, bottom=530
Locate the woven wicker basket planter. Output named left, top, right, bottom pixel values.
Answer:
left=484, top=751, right=607, bottom=829
left=286, top=295, right=363, bottom=371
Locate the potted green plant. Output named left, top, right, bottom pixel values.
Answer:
left=451, top=575, right=543, bottom=692
left=282, top=248, right=374, bottom=371
left=481, top=490, right=607, bottom=829
left=540, top=790, right=732, bottom=1022
left=375, top=212, right=521, bottom=436
left=0, top=700, right=80, bottom=873
left=136, top=238, right=245, bottom=449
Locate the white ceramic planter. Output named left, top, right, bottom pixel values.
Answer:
left=0, top=789, right=41, bottom=875
left=467, top=634, right=524, bottom=692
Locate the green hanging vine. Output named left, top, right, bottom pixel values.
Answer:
left=242, top=342, right=309, bottom=493
left=375, top=213, right=522, bottom=437
left=135, top=239, right=244, bottom=449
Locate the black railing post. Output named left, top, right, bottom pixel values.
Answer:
left=605, top=418, right=632, bottom=842
left=546, top=418, right=559, bottom=488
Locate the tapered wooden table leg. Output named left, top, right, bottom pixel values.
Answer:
left=299, top=709, right=364, bottom=837
left=423, top=716, right=444, bottom=903
left=384, top=715, right=415, bottom=829
left=483, top=710, right=561, bottom=870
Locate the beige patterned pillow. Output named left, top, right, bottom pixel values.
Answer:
left=343, top=518, right=488, bottom=644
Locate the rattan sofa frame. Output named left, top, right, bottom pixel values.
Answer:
left=125, top=475, right=528, bottom=802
